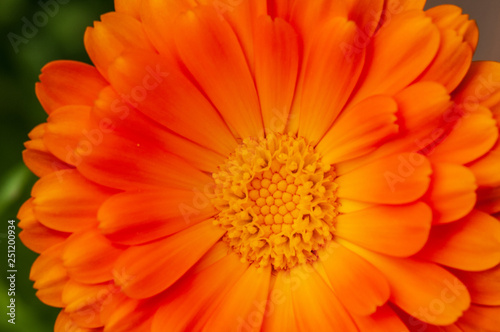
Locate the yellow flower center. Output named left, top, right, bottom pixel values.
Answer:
left=212, top=133, right=338, bottom=270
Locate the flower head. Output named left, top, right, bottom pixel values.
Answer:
left=19, top=0, right=500, bottom=331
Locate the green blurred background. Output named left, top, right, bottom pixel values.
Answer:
left=0, top=0, right=498, bottom=331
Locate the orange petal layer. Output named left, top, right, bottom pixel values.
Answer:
left=62, top=229, right=124, bottom=284
left=336, top=153, right=432, bottom=204
left=317, top=95, right=398, bottom=165
left=151, top=253, right=248, bottom=331
left=31, top=170, right=114, bottom=233
left=298, top=17, right=364, bottom=144
left=254, top=16, right=298, bottom=134
left=98, top=189, right=217, bottom=245
left=174, top=7, right=263, bottom=138
left=107, top=51, right=237, bottom=156
left=114, top=219, right=225, bottom=299
left=342, top=240, right=471, bottom=326
left=425, top=162, right=477, bottom=224
left=334, top=203, right=432, bottom=257
left=36, top=61, right=106, bottom=114
left=319, top=243, right=390, bottom=315
left=417, top=210, right=500, bottom=271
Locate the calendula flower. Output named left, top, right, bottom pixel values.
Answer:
left=18, top=0, right=500, bottom=331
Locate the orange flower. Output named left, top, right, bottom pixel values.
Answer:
left=18, top=0, right=500, bottom=331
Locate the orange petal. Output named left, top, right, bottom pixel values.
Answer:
left=336, top=153, right=432, bottom=204
left=453, top=61, right=500, bottom=111
left=103, top=297, right=155, bottom=332
left=416, top=29, right=472, bottom=93
left=174, top=7, right=263, bottom=138
left=36, top=61, right=107, bottom=114
left=335, top=203, right=432, bottom=257
left=76, top=129, right=213, bottom=191
left=341, top=240, right=471, bottom=326
left=217, top=0, right=268, bottom=75
left=107, top=51, right=237, bottom=156
left=453, top=265, right=500, bottom=306
left=290, top=266, right=358, bottom=330
left=43, top=105, right=90, bottom=167
left=468, top=147, right=500, bottom=188
left=319, top=243, right=390, bottom=315
left=383, top=0, right=425, bottom=14
left=151, top=253, right=248, bottom=331
left=349, top=10, right=440, bottom=104
left=254, top=16, right=298, bottom=134
left=425, top=163, right=477, bottom=224
left=426, top=5, right=479, bottom=51
left=140, top=0, right=191, bottom=61
left=84, top=13, right=155, bottom=79
left=22, top=148, right=71, bottom=178
left=91, top=86, right=227, bottom=173
left=54, top=310, right=99, bottom=332
left=430, top=106, right=498, bottom=164
left=62, top=280, right=119, bottom=328
left=114, top=219, right=225, bottom=299
left=23, top=124, right=72, bottom=177
left=18, top=198, right=68, bottom=253
left=30, top=243, right=68, bottom=308
left=261, top=271, right=299, bottom=332
left=298, top=17, right=365, bottom=144
left=203, top=265, right=271, bottom=331
left=317, top=95, right=398, bottom=165
left=457, top=304, right=500, bottom=332
left=336, top=82, right=450, bottom=177
left=98, top=189, right=217, bottom=245
left=62, top=229, right=124, bottom=284
left=417, top=210, right=500, bottom=272
left=32, top=170, right=114, bottom=233
left=114, top=0, right=142, bottom=20
left=352, top=305, right=408, bottom=332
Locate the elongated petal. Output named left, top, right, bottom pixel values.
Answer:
left=85, top=13, right=155, bottom=79
left=453, top=265, right=500, bottom=306
left=426, top=163, right=477, bottom=224
left=254, top=16, right=298, bottom=134
left=203, top=265, right=271, bottom=331
left=18, top=199, right=68, bottom=253
left=107, top=51, right=237, bottom=156
left=114, top=219, right=225, bottom=299
left=151, top=253, right=248, bottom=331
left=335, top=203, right=432, bottom=256
left=98, top=189, right=217, bottom=245
left=341, top=240, right=471, bottom=326
left=417, top=210, right=500, bottom=271
left=43, top=105, right=90, bottom=167
left=430, top=106, right=498, bottom=164
left=319, top=243, right=390, bottom=315
left=30, top=243, right=68, bottom=308
left=350, top=11, right=440, bottom=104
left=290, top=266, right=358, bottom=331
left=298, top=17, right=365, bottom=144
left=62, top=229, right=124, bottom=284
left=174, top=7, right=263, bottom=138
left=32, top=170, right=114, bottom=233
left=36, top=61, right=107, bottom=114
left=317, top=95, right=398, bottom=164
left=336, top=153, right=432, bottom=204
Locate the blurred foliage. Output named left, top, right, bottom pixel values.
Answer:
left=0, top=1, right=114, bottom=331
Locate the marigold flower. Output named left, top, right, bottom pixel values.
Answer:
left=18, top=0, right=500, bottom=331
